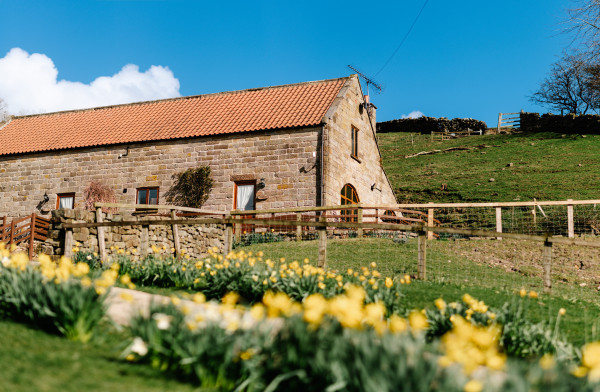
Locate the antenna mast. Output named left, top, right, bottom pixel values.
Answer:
left=347, top=64, right=383, bottom=96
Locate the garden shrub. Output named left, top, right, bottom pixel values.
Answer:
left=164, top=166, right=214, bottom=208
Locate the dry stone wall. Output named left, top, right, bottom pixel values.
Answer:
left=43, top=208, right=224, bottom=260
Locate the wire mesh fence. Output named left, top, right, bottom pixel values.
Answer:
left=74, top=201, right=600, bottom=303
left=228, top=201, right=600, bottom=303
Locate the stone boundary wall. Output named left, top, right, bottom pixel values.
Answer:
left=520, top=112, right=600, bottom=134
left=43, top=208, right=224, bottom=260
left=377, top=117, right=487, bottom=134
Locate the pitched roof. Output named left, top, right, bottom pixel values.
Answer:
left=0, top=76, right=348, bottom=157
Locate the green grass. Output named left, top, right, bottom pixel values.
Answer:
left=378, top=132, right=600, bottom=203
left=0, top=321, right=202, bottom=392
left=242, top=238, right=600, bottom=345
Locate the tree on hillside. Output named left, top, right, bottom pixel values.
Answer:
left=530, top=53, right=600, bottom=114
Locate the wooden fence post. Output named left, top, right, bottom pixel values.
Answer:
left=495, top=207, right=502, bottom=240
left=171, top=210, right=181, bottom=258
left=427, top=203, right=434, bottom=240
left=64, top=228, right=73, bottom=259
left=28, top=213, right=35, bottom=260
left=141, top=225, right=150, bottom=258
left=567, top=199, right=575, bottom=238
left=357, top=207, right=363, bottom=237
left=318, top=216, right=327, bottom=269
left=9, top=219, right=15, bottom=245
left=418, top=230, right=427, bottom=280
left=296, top=213, right=302, bottom=242
left=497, top=113, right=503, bottom=132
left=224, top=223, right=233, bottom=257
left=234, top=215, right=242, bottom=242
left=96, top=207, right=106, bottom=262
left=543, top=240, right=553, bottom=293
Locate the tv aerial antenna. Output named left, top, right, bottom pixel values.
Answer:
left=347, top=65, right=383, bottom=96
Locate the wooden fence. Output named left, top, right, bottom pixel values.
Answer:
left=0, top=213, right=50, bottom=259
left=431, top=129, right=483, bottom=141
left=55, top=201, right=600, bottom=293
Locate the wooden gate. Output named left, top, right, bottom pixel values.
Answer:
left=0, top=214, right=50, bottom=259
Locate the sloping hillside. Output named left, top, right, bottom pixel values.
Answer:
left=378, top=132, right=600, bottom=203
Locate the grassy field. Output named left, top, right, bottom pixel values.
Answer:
left=243, top=238, right=600, bottom=345
left=0, top=321, right=201, bottom=392
left=378, top=131, right=600, bottom=203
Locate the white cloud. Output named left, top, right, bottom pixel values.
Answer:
left=401, top=110, right=424, bottom=119
left=0, top=48, right=180, bottom=115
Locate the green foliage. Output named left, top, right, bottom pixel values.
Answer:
left=164, top=166, right=214, bottom=208
left=233, top=231, right=285, bottom=248
left=83, top=250, right=405, bottom=315
left=128, top=302, right=247, bottom=389
left=126, top=303, right=463, bottom=392
left=0, top=320, right=199, bottom=392
left=0, top=265, right=106, bottom=342
left=497, top=298, right=576, bottom=360
left=123, top=297, right=599, bottom=392
left=378, top=132, right=600, bottom=203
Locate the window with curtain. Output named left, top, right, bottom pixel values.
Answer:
left=235, top=183, right=255, bottom=211
left=57, top=193, right=75, bottom=209
left=340, top=184, right=359, bottom=222
left=137, top=187, right=159, bottom=205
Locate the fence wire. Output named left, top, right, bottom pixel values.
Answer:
left=228, top=205, right=600, bottom=304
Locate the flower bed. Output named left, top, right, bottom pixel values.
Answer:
left=121, top=286, right=598, bottom=391
left=0, top=243, right=114, bottom=342
left=5, top=242, right=600, bottom=390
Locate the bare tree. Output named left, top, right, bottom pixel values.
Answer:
left=531, top=53, right=600, bottom=114
left=567, top=0, right=600, bottom=59
left=0, top=98, right=8, bottom=122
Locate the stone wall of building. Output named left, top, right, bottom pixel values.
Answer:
left=322, top=76, right=397, bottom=206
left=43, top=208, right=224, bottom=260
left=0, top=127, right=321, bottom=218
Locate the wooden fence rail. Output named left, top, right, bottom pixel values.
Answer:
left=61, top=212, right=600, bottom=293
left=230, top=199, right=600, bottom=239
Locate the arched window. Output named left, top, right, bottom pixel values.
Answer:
left=340, top=184, right=359, bottom=222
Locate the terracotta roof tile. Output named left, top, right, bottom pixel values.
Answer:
left=0, top=76, right=348, bottom=156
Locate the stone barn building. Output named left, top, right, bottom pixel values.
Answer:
left=0, top=74, right=396, bottom=218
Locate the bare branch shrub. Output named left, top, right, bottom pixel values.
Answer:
left=83, top=181, right=117, bottom=212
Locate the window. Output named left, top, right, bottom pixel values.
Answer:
left=234, top=181, right=255, bottom=211
left=351, top=125, right=359, bottom=159
left=56, top=193, right=75, bottom=209
left=340, top=184, right=359, bottom=222
left=137, top=187, right=159, bottom=205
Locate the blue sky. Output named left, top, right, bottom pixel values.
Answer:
left=0, top=0, right=573, bottom=127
